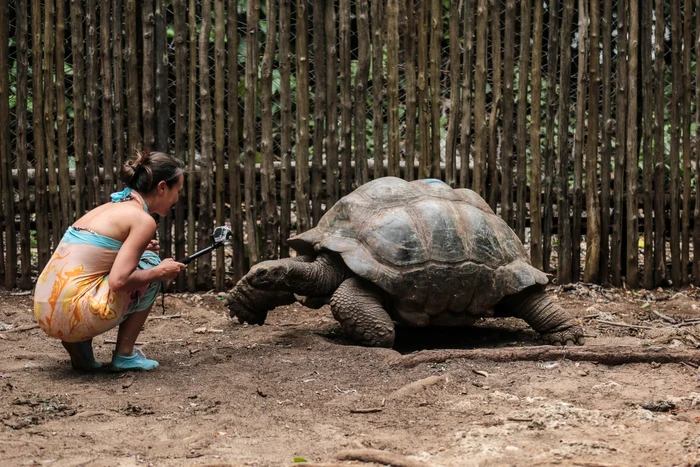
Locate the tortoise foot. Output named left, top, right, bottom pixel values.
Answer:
left=540, top=324, right=585, bottom=346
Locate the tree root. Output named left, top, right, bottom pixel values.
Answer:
left=335, top=448, right=431, bottom=467
left=389, top=345, right=700, bottom=368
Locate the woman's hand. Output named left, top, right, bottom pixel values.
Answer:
left=158, top=258, right=186, bottom=282
left=146, top=239, right=160, bottom=252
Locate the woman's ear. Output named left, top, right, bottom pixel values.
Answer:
left=158, top=180, right=167, bottom=193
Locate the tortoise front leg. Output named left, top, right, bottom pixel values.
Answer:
left=495, top=286, right=585, bottom=346
left=330, top=277, right=395, bottom=348
left=247, top=253, right=347, bottom=296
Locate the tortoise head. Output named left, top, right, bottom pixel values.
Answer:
left=247, top=260, right=291, bottom=289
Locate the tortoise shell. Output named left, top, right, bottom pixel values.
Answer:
left=287, top=177, right=548, bottom=326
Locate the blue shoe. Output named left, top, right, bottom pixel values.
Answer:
left=110, top=349, right=159, bottom=372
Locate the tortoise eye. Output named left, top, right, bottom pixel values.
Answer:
left=255, top=269, right=266, bottom=277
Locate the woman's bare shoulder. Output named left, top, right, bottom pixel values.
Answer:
left=75, top=202, right=156, bottom=242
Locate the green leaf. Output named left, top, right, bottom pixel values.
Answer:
left=292, top=457, right=308, bottom=463
left=640, top=302, right=650, bottom=309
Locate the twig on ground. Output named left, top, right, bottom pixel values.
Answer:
left=390, top=345, right=700, bottom=368
left=583, top=313, right=601, bottom=319
left=335, top=448, right=432, bottom=467
left=7, top=323, right=39, bottom=333
left=673, top=319, right=700, bottom=328
left=148, top=314, right=182, bottom=320
left=681, top=361, right=699, bottom=369
left=596, top=320, right=651, bottom=330
left=507, top=416, right=534, bottom=422
left=350, top=407, right=383, bottom=414
left=388, top=374, right=450, bottom=400
left=651, top=310, right=677, bottom=324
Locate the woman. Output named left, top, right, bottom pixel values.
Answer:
left=34, top=151, right=186, bottom=372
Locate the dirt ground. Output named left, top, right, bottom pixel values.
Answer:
left=1, top=284, right=700, bottom=467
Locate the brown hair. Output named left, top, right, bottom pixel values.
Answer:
left=120, top=151, right=185, bottom=193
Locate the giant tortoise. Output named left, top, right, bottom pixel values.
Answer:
left=227, top=177, right=584, bottom=348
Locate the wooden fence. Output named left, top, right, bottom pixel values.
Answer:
left=1, top=0, right=698, bottom=292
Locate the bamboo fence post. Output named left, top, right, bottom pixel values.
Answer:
left=515, top=0, right=531, bottom=240
left=125, top=0, right=142, bottom=157
left=459, top=0, right=474, bottom=189
left=85, top=0, right=99, bottom=208
left=354, top=0, right=371, bottom=186
left=326, top=0, right=339, bottom=205
left=113, top=0, right=125, bottom=190
left=386, top=0, right=401, bottom=179
left=670, top=0, right=681, bottom=286
left=501, top=0, right=515, bottom=226
left=681, top=0, right=692, bottom=285
left=279, top=0, right=292, bottom=259
left=69, top=0, right=86, bottom=216
left=155, top=0, right=168, bottom=152
left=228, top=0, right=245, bottom=278
left=543, top=0, right=560, bottom=273
left=56, top=0, right=71, bottom=232
left=142, top=0, right=155, bottom=154
left=339, top=0, right=353, bottom=193
left=156, top=0, right=172, bottom=260
left=695, top=0, right=700, bottom=286
left=417, top=0, right=430, bottom=180
left=641, top=0, right=654, bottom=289
left=404, top=0, right=417, bottom=182
left=529, top=0, right=544, bottom=269
left=187, top=0, right=197, bottom=291
left=0, top=0, right=14, bottom=288
left=15, top=0, right=31, bottom=289
left=556, top=0, right=573, bottom=284
left=372, top=0, right=386, bottom=179
left=445, top=0, right=461, bottom=187
left=295, top=0, right=312, bottom=233
left=214, top=0, right=227, bottom=286
left=572, top=0, right=588, bottom=281
left=43, top=0, right=60, bottom=243
left=625, top=0, right=639, bottom=288
left=653, top=0, right=666, bottom=285
left=487, top=0, right=501, bottom=211
left=473, top=0, right=487, bottom=196
left=198, top=0, right=214, bottom=286
left=429, top=0, right=441, bottom=179
left=599, top=0, right=612, bottom=283
left=612, top=0, right=626, bottom=287
left=584, top=0, right=601, bottom=284
left=312, top=0, right=326, bottom=224
left=260, top=0, right=279, bottom=261
left=100, top=1, right=114, bottom=201
left=32, top=0, right=49, bottom=270
left=173, top=0, right=188, bottom=289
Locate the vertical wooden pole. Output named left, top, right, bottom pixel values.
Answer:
left=354, top=0, right=371, bottom=185
left=339, top=0, right=353, bottom=192
left=125, top=0, right=143, bottom=156
left=187, top=0, right=197, bottom=291
left=100, top=2, right=115, bottom=201
left=15, top=0, right=32, bottom=288
left=156, top=0, right=172, bottom=259
left=473, top=0, right=487, bottom=196
left=43, top=0, right=60, bottom=243
left=572, top=0, right=588, bottom=280
left=670, top=0, right=681, bottom=286
left=260, top=0, right=279, bottom=260
left=599, top=0, right=612, bottom=283
left=85, top=0, right=100, bottom=208
left=279, top=0, right=292, bottom=259
left=681, top=0, right=692, bottom=284
left=214, top=0, right=227, bottom=287
left=295, top=0, right=311, bottom=233
left=429, top=0, right=441, bottom=179
left=0, top=0, right=15, bottom=288
left=312, top=0, right=326, bottom=222
left=113, top=0, right=126, bottom=189
left=56, top=0, right=71, bottom=232
left=386, top=0, right=401, bottom=179
left=404, top=0, right=417, bottom=182
left=625, top=0, right=639, bottom=288
left=529, top=0, right=544, bottom=269
left=501, top=0, right=515, bottom=225
left=641, top=0, right=654, bottom=288
left=445, top=0, right=461, bottom=187
left=653, top=0, right=666, bottom=285
left=372, top=0, right=386, bottom=179
left=515, top=0, right=532, bottom=240
left=487, top=0, right=502, bottom=210
left=173, top=0, right=188, bottom=289
left=459, top=0, right=474, bottom=188
left=584, top=0, right=602, bottom=283
left=142, top=0, right=155, bottom=154
left=198, top=0, right=214, bottom=286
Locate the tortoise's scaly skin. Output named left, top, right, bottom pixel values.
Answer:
left=287, top=177, right=548, bottom=326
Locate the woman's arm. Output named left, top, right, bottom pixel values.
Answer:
left=108, top=216, right=162, bottom=292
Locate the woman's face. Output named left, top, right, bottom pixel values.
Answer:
left=154, top=174, right=184, bottom=216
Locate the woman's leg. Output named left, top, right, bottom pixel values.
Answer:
left=61, top=339, right=103, bottom=371
left=114, top=304, right=153, bottom=356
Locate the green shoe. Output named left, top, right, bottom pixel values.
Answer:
left=110, top=349, right=159, bottom=372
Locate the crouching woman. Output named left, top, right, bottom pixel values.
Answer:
left=34, top=151, right=186, bottom=372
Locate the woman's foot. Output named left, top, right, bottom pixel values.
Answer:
left=61, top=340, right=103, bottom=371
left=110, top=349, right=159, bottom=372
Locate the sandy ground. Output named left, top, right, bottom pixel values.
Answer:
left=1, top=284, right=700, bottom=467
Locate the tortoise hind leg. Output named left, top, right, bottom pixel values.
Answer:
left=495, top=286, right=585, bottom=346
left=330, top=277, right=395, bottom=348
